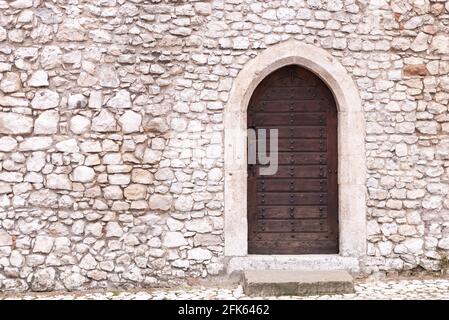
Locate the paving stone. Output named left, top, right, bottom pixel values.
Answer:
left=2, top=279, right=449, bottom=300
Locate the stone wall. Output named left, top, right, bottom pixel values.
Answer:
left=0, top=0, right=448, bottom=292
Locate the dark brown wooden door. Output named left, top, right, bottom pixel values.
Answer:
left=247, top=65, right=339, bottom=254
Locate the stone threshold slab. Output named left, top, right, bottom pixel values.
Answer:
left=227, top=255, right=360, bottom=275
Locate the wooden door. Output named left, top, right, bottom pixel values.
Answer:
left=247, top=65, right=339, bottom=254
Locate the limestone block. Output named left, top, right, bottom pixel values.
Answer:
left=0, top=112, right=33, bottom=134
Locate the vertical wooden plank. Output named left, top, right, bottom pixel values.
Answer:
left=247, top=95, right=258, bottom=242
left=326, top=92, right=339, bottom=246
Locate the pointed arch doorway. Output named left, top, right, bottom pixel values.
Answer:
left=247, top=65, right=339, bottom=255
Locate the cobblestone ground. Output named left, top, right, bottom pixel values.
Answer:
left=1, top=279, right=449, bottom=300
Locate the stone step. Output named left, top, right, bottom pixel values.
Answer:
left=242, top=270, right=354, bottom=296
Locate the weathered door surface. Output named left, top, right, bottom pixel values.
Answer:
left=247, top=65, right=339, bottom=254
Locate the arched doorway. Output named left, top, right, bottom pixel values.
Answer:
left=247, top=65, right=338, bottom=254
left=224, top=41, right=366, bottom=273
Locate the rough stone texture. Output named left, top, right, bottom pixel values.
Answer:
left=31, top=90, right=60, bottom=109
left=0, top=0, right=449, bottom=293
left=72, top=166, right=95, bottom=183
left=28, top=70, right=49, bottom=87
left=34, top=110, right=59, bottom=134
left=0, top=112, right=33, bottom=134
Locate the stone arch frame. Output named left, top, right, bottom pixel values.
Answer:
left=224, top=40, right=367, bottom=263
